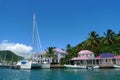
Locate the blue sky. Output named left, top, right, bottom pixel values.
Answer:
left=0, top=0, right=120, bottom=51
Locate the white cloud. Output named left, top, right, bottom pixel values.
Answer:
left=0, top=40, right=33, bottom=57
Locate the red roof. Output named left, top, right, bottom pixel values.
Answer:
left=115, top=55, right=120, bottom=58
left=78, top=50, right=94, bottom=55
left=53, top=48, right=67, bottom=54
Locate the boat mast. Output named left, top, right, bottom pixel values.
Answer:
left=32, top=14, right=35, bottom=59
left=32, top=13, right=43, bottom=57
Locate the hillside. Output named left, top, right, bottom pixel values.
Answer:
left=0, top=50, right=23, bottom=62
left=60, top=29, right=120, bottom=64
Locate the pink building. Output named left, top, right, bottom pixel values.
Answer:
left=78, top=50, right=95, bottom=59
left=71, top=50, right=95, bottom=65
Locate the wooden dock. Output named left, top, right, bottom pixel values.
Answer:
left=50, top=64, right=64, bottom=68
left=99, top=64, right=114, bottom=68
left=0, top=65, right=20, bottom=69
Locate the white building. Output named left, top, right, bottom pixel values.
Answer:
left=53, top=48, right=67, bottom=63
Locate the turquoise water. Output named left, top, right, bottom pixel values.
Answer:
left=0, top=69, right=120, bottom=80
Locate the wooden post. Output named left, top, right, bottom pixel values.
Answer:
left=95, top=59, right=96, bottom=65
left=111, top=58, right=112, bottom=64
left=86, top=60, right=87, bottom=66
left=92, top=59, right=93, bottom=66
left=115, top=58, right=117, bottom=64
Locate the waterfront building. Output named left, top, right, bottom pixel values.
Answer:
left=64, top=50, right=99, bottom=69
left=53, top=48, right=67, bottom=63
left=71, top=50, right=95, bottom=65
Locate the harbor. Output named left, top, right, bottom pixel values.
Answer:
left=1, top=0, right=120, bottom=80
left=0, top=64, right=64, bottom=69
left=1, top=49, right=120, bottom=69
left=0, top=63, right=119, bottom=69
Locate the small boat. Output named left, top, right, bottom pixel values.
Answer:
left=64, top=64, right=99, bottom=69
left=113, top=65, right=120, bottom=68
left=64, top=64, right=87, bottom=69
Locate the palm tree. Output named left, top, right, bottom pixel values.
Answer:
left=86, top=31, right=100, bottom=49
left=103, top=29, right=115, bottom=46
left=76, top=44, right=86, bottom=51
left=115, top=31, right=120, bottom=41
left=66, top=44, right=72, bottom=53
left=45, top=47, right=56, bottom=57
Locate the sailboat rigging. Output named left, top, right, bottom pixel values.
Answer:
left=31, top=14, right=50, bottom=69
left=16, top=14, right=50, bottom=69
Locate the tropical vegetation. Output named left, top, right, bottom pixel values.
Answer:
left=45, top=29, right=120, bottom=64
left=45, top=47, right=57, bottom=59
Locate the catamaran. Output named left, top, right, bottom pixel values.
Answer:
left=16, top=14, right=50, bottom=69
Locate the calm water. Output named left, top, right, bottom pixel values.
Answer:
left=0, top=69, right=120, bottom=80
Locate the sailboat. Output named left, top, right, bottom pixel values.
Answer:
left=16, top=14, right=50, bottom=69
left=31, top=14, right=50, bottom=69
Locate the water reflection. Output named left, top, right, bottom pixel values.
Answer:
left=1, top=69, right=120, bottom=80
left=64, top=68, right=100, bottom=72
left=64, top=69, right=87, bottom=72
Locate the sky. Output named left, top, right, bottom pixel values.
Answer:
left=0, top=0, right=120, bottom=56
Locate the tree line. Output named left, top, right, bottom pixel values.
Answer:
left=46, top=29, right=120, bottom=64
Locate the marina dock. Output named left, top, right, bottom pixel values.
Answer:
left=0, top=64, right=119, bottom=69
left=50, top=64, right=64, bottom=68
left=0, top=65, right=18, bottom=69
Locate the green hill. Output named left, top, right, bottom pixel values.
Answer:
left=60, top=29, right=120, bottom=64
left=0, top=50, right=23, bottom=63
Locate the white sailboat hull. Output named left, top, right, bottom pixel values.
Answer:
left=16, top=61, right=50, bottom=69
left=40, top=63, right=50, bottom=69
left=31, top=62, right=41, bottom=69
left=31, top=61, right=50, bottom=69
